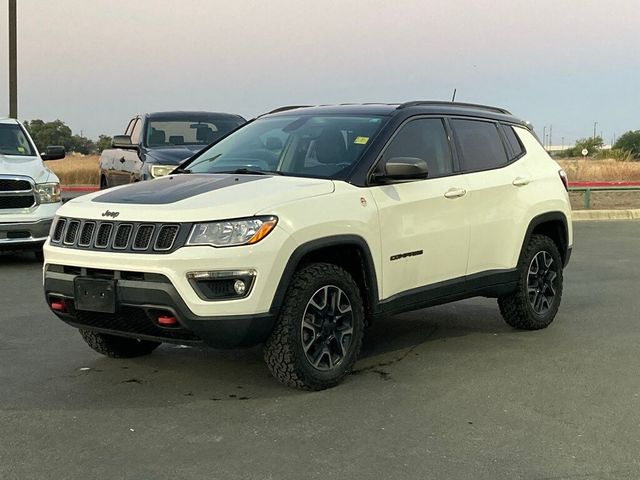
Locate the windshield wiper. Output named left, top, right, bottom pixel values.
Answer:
left=172, top=167, right=191, bottom=174
left=218, top=168, right=283, bottom=176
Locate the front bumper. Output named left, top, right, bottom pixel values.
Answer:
left=44, top=266, right=275, bottom=347
left=0, top=218, right=53, bottom=250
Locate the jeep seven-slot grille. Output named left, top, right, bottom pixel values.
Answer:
left=50, top=217, right=185, bottom=254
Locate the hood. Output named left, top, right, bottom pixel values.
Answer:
left=58, top=174, right=335, bottom=222
left=0, top=154, right=56, bottom=184
left=145, top=146, right=204, bottom=165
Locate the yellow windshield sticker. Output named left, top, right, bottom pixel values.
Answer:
left=354, top=136, right=369, bottom=145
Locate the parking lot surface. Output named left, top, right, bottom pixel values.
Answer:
left=1, top=221, right=639, bottom=479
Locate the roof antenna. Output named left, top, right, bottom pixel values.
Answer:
left=451, top=88, right=457, bottom=102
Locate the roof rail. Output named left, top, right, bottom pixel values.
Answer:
left=397, top=101, right=511, bottom=115
left=265, top=105, right=313, bottom=115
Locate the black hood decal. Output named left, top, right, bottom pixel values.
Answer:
left=92, top=174, right=267, bottom=204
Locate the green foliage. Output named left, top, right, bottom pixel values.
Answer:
left=96, top=134, right=113, bottom=153
left=23, top=119, right=73, bottom=152
left=23, top=119, right=110, bottom=155
left=593, top=148, right=635, bottom=161
left=557, top=136, right=604, bottom=158
left=613, top=130, right=640, bottom=159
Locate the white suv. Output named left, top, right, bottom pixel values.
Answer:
left=1, top=118, right=64, bottom=259
left=43, top=102, right=572, bottom=390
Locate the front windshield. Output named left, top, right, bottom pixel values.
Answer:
left=0, top=124, right=36, bottom=156
left=145, top=119, right=244, bottom=147
left=185, top=114, right=387, bottom=179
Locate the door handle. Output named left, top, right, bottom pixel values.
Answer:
left=512, top=176, right=531, bottom=186
left=444, top=188, right=467, bottom=199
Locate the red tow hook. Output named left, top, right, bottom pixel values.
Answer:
left=157, top=315, right=178, bottom=327
left=50, top=299, right=66, bottom=312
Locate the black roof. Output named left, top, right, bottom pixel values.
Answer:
left=145, top=111, right=245, bottom=122
left=264, top=102, right=526, bottom=126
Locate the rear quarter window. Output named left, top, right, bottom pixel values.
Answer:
left=501, top=124, right=526, bottom=160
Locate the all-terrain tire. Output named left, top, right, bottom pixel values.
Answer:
left=79, top=329, right=160, bottom=358
left=498, top=234, right=564, bottom=330
left=264, top=263, right=365, bottom=390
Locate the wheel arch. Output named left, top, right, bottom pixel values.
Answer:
left=519, top=212, right=570, bottom=267
left=269, top=235, right=379, bottom=317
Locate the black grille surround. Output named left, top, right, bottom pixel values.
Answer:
left=0, top=178, right=31, bottom=191
left=49, top=217, right=191, bottom=254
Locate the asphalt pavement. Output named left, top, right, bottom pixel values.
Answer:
left=1, top=221, right=639, bottom=479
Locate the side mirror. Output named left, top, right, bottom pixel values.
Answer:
left=112, top=135, right=137, bottom=149
left=375, top=157, right=429, bottom=182
left=41, top=145, right=66, bottom=161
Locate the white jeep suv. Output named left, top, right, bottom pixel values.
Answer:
left=43, top=102, right=572, bottom=390
left=1, top=118, right=64, bottom=258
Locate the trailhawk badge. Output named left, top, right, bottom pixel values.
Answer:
left=101, top=210, right=120, bottom=218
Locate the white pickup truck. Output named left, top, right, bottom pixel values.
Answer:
left=0, top=117, right=65, bottom=259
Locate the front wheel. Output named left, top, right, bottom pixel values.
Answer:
left=498, top=234, right=564, bottom=330
left=264, top=263, right=365, bottom=390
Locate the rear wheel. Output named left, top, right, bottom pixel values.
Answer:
left=498, top=234, right=563, bottom=330
left=264, top=263, right=365, bottom=390
left=99, top=176, right=108, bottom=190
left=79, top=329, right=160, bottom=358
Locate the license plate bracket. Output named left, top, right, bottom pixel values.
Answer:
left=74, top=277, right=117, bottom=313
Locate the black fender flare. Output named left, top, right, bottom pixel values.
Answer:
left=269, top=235, right=380, bottom=315
left=518, top=211, right=570, bottom=267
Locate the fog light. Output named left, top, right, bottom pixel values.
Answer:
left=233, top=279, right=246, bottom=295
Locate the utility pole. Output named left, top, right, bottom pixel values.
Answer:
left=543, top=126, right=547, bottom=147
left=8, top=0, right=18, bottom=118
left=593, top=122, right=598, bottom=140
left=561, top=136, right=565, bottom=150
left=549, top=124, right=553, bottom=146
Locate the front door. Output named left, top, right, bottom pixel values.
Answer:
left=370, top=117, right=470, bottom=301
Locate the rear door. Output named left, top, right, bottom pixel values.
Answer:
left=449, top=118, right=532, bottom=275
left=370, top=117, right=470, bottom=301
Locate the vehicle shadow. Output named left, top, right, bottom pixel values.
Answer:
left=27, top=299, right=512, bottom=410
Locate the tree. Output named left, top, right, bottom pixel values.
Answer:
left=69, top=135, right=96, bottom=155
left=23, top=119, right=73, bottom=152
left=96, top=134, right=113, bottom=153
left=560, top=136, right=604, bottom=158
left=614, top=130, right=640, bottom=159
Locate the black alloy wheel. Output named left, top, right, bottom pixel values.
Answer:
left=300, top=285, right=354, bottom=371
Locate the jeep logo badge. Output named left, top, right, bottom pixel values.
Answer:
left=102, top=210, right=120, bottom=218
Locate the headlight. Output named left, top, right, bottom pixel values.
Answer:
left=36, top=182, right=61, bottom=203
left=150, top=165, right=176, bottom=178
left=187, top=216, right=278, bottom=247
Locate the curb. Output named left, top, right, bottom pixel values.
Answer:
left=572, top=209, right=640, bottom=221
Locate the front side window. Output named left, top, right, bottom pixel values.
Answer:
left=0, top=124, right=36, bottom=157
left=451, top=119, right=508, bottom=171
left=145, top=119, right=244, bottom=147
left=381, top=118, right=453, bottom=177
left=185, top=114, right=387, bottom=179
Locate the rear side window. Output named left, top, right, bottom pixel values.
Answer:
left=501, top=124, right=525, bottom=160
left=451, top=119, right=508, bottom=172
left=382, top=118, right=453, bottom=177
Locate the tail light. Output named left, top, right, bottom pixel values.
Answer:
left=558, top=169, right=569, bottom=191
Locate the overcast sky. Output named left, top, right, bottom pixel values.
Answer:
left=1, top=0, right=638, bottom=145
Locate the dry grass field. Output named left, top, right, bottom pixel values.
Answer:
left=46, top=154, right=640, bottom=186
left=47, top=154, right=100, bottom=186
left=556, top=158, right=640, bottom=182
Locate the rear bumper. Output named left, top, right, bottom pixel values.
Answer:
left=0, top=218, right=52, bottom=250
left=44, top=267, right=275, bottom=348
